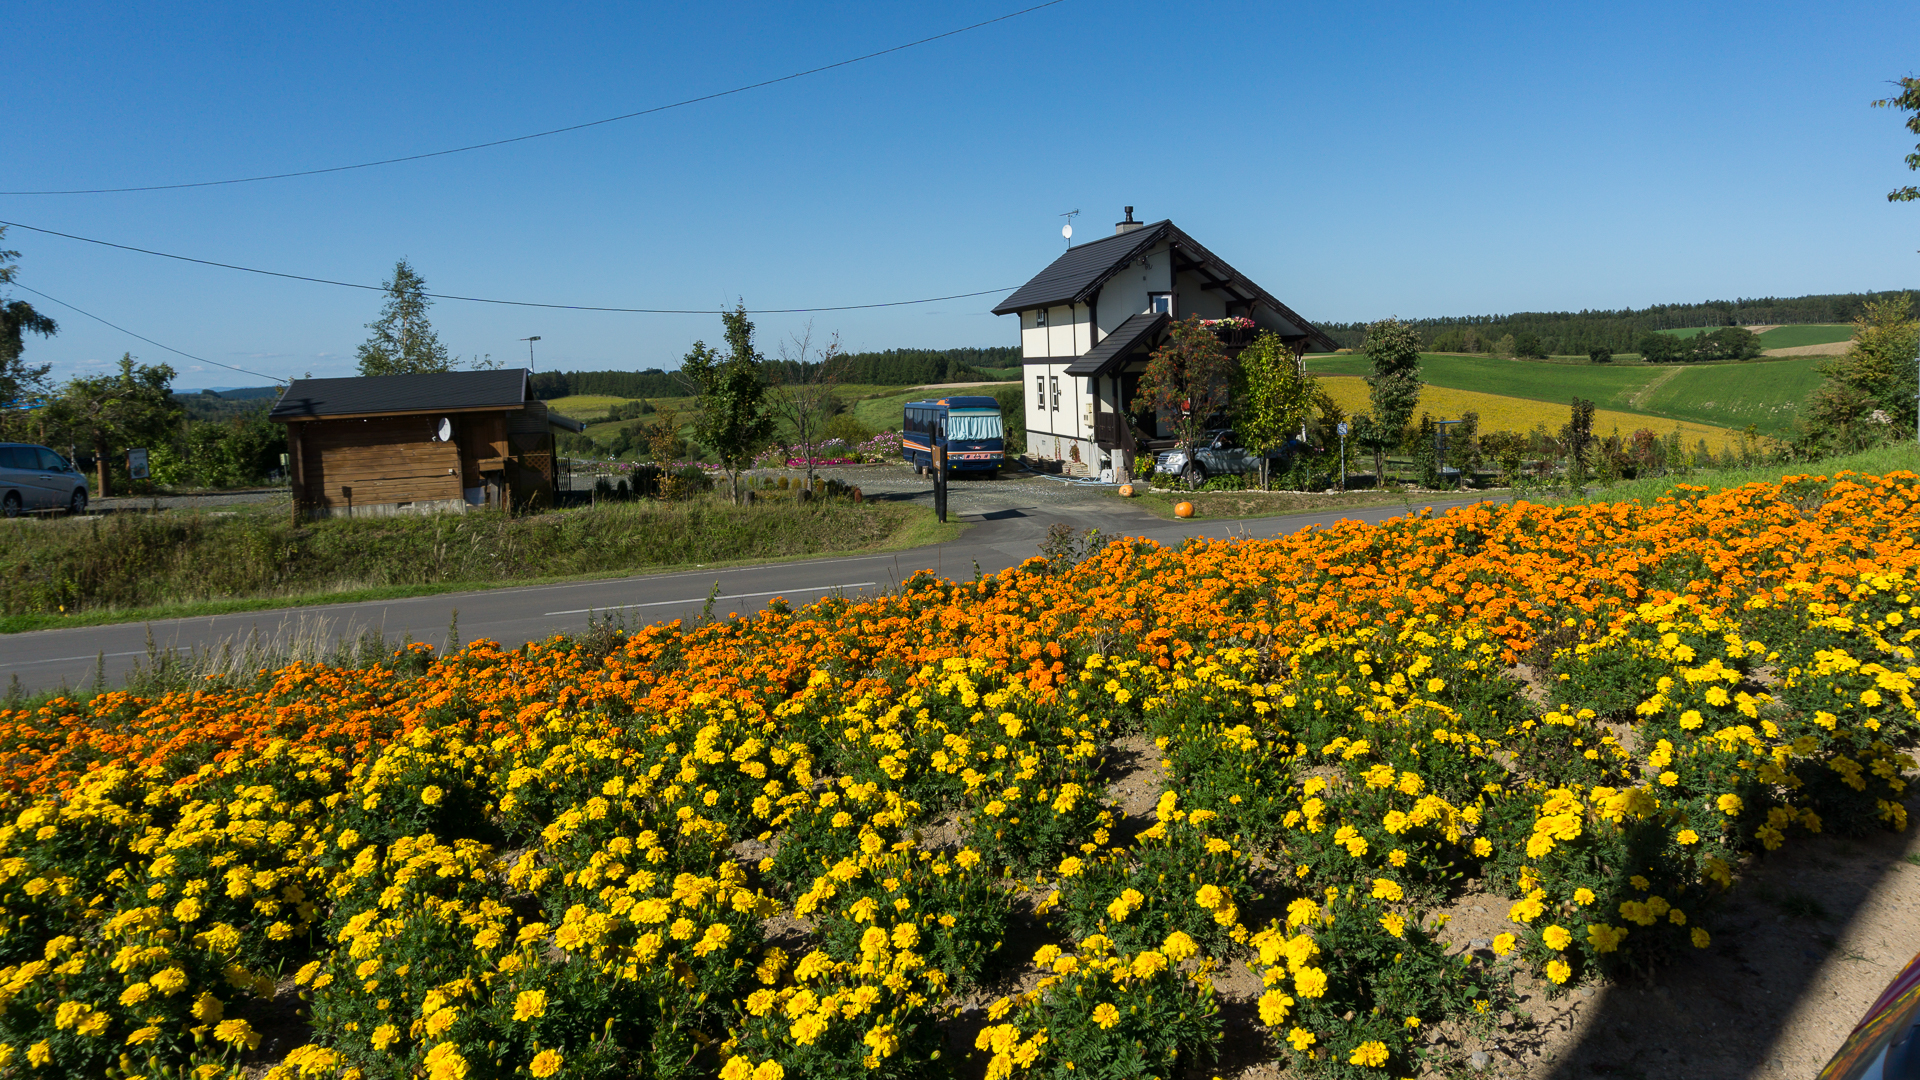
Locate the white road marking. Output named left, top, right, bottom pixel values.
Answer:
left=0, top=649, right=150, bottom=669
left=544, top=583, right=877, bottom=617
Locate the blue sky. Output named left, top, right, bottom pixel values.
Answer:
left=7, top=0, right=1918, bottom=388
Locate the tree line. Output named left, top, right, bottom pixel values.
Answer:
left=1318, top=290, right=1918, bottom=355
left=529, top=346, right=1018, bottom=401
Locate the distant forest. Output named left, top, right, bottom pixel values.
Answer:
left=1318, top=290, right=1916, bottom=354
left=529, top=346, right=1020, bottom=400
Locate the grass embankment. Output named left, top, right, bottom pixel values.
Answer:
left=0, top=499, right=955, bottom=633
left=1116, top=486, right=1461, bottom=521
left=1306, top=352, right=1822, bottom=435
left=1553, top=441, right=1920, bottom=506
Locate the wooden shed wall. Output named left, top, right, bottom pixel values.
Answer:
left=295, top=415, right=463, bottom=510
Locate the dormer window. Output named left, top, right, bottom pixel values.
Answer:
left=1034, top=309, right=1048, bottom=327
left=1149, top=293, right=1172, bottom=315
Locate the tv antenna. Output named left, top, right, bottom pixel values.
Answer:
left=1059, top=209, right=1079, bottom=247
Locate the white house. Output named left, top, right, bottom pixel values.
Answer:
left=991, top=208, right=1336, bottom=479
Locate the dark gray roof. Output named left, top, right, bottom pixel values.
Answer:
left=991, top=219, right=1338, bottom=352
left=269, top=369, right=529, bottom=421
left=991, top=223, right=1170, bottom=315
left=1065, top=312, right=1168, bottom=376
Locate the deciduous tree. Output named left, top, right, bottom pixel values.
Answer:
left=1873, top=76, right=1920, bottom=203
left=683, top=303, right=775, bottom=504
left=1136, top=315, right=1233, bottom=449
left=1806, top=293, right=1919, bottom=442
left=357, top=260, right=453, bottom=377
left=44, top=354, right=182, bottom=497
left=1234, top=331, right=1327, bottom=489
left=1362, top=317, right=1423, bottom=485
left=771, top=323, right=845, bottom=490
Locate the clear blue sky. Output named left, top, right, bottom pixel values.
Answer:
left=7, top=0, right=1917, bottom=389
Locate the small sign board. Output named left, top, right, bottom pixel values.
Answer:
left=127, top=448, right=150, bottom=480
left=1336, top=421, right=1348, bottom=437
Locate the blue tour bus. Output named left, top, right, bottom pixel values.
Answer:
left=901, top=396, right=1004, bottom=476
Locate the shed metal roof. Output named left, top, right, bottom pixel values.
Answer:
left=269, top=369, right=530, bottom=421
left=1064, top=312, right=1168, bottom=377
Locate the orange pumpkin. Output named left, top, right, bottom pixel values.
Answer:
left=1118, top=484, right=1135, bottom=498
left=1174, top=501, right=1195, bottom=518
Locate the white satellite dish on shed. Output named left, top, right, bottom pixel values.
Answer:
left=435, top=417, right=453, bottom=442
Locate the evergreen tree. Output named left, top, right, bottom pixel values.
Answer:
left=357, top=260, right=453, bottom=377
left=1362, top=318, right=1423, bottom=485
left=0, top=227, right=57, bottom=410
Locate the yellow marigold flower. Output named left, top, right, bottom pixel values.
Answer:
left=751, top=1060, right=784, bottom=1080
left=424, top=1007, right=459, bottom=1038
left=421, top=785, right=445, bottom=806
left=1163, top=931, right=1199, bottom=961
left=1679, top=710, right=1704, bottom=730
left=214, top=1018, right=260, bottom=1050
left=27, top=1043, right=49, bottom=1067
left=1287, top=1028, right=1316, bottom=1051
left=1378, top=914, right=1405, bottom=938
left=1131, top=950, right=1168, bottom=978
left=514, top=989, right=548, bottom=1021
left=1370, top=878, right=1403, bottom=902
left=191, top=991, right=223, bottom=1024
left=1286, top=898, right=1320, bottom=928
left=1587, top=923, right=1629, bottom=953
left=1542, top=925, right=1572, bottom=951
left=1092, top=1002, right=1120, bottom=1029
left=1717, top=794, right=1743, bottom=816
left=1472, top=838, right=1493, bottom=857
left=1404, top=1016, right=1421, bottom=1029
left=1195, top=883, right=1224, bottom=909
left=1389, top=848, right=1409, bottom=867
left=720, top=1058, right=754, bottom=1080
left=126, top=1026, right=160, bottom=1046
left=1294, top=965, right=1328, bottom=998
left=530, top=1048, right=563, bottom=1078
left=119, top=982, right=152, bottom=1007
left=1491, top=933, right=1517, bottom=956
left=172, top=897, right=203, bottom=923
left=372, top=1023, right=400, bottom=1051
left=1058, top=856, right=1083, bottom=877
left=1427, top=677, right=1446, bottom=694
left=1572, top=888, right=1595, bottom=905
left=1692, top=927, right=1711, bottom=948
left=1258, top=989, right=1294, bottom=1026
left=1509, top=896, right=1544, bottom=923
left=1349, top=1039, right=1389, bottom=1066
left=864, top=1023, right=901, bottom=1058
left=1546, top=959, right=1572, bottom=984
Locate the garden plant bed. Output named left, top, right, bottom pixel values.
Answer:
left=1, top=470, right=1918, bottom=1079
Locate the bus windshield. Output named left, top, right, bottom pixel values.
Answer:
left=946, top=411, right=1003, bottom=441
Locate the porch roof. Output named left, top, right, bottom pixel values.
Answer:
left=1064, top=312, right=1168, bottom=377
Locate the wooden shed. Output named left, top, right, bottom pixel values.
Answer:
left=270, top=369, right=580, bottom=520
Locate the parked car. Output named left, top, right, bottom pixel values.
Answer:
left=0, top=443, right=89, bottom=516
left=1153, top=429, right=1295, bottom=489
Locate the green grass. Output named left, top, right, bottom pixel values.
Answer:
left=1632, top=357, right=1825, bottom=433
left=1118, top=486, right=1461, bottom=521
left=1758, top=324, right=1852, bottom=349
left=1552, top=441, right=1920, bottom=507
left=1304, top=352, right=1823, bottom=436
left=0, top=499, right=960, bottom=632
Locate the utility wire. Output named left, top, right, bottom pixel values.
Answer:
left=0, top=219, right=1018, bottom=314
left=8, top=282, right=288, bottom=384
left=2, top=0, right=1069, bottom=196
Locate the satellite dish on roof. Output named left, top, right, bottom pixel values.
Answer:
left=1061, top=224, right=1073, bottom=240
left=434, top=417, right=453, bottom=442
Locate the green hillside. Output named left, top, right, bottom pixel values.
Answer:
left=1304, top=352, right=1823, bottom=435
left=1758, top=324, right=1852, bottom=349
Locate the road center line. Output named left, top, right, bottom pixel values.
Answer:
left=0, top=649, right=151, bottom=670
left=544, top=583, right=878, bottom=617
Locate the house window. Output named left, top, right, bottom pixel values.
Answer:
left=1034, top=308, right=1048, bottom=328
left=1035, top=376, right=1046, bottom=411
left=1149, top=293, right=1172, bottom=315
left=1049, top=376, right=1060, bottom=411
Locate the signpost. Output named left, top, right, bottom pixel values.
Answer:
left=1433, top=420, right=1465, bottom=488
left=1336, top=421, right=1348, bottom=491
left=127, top=448, right=154, bottom=511
left=932, top=446, right=948, bottom=524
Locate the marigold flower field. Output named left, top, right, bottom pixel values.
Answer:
left=2, top=471, right=1918, bottom=1080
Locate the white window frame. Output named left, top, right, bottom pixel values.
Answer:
left=1049, top=375, right=1060, bottom=412
left=1033, top=308, right=1048, bottom=328
left=1035, top=375, right=1046, bottom=410
left=1148, top=292, right=1172, bottom=315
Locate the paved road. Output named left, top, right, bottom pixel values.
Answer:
left=2, top=485, right=1485, bottom=695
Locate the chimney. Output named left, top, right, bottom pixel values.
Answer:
left=1114, top=206, right=1142, bottom=235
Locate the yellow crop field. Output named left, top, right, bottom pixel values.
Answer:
left=1315, top=375, right=1744, bottom=447
left=543, top=394, right=643, bottom=418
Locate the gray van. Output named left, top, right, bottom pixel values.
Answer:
left=0, top=443, right=89, bottom=516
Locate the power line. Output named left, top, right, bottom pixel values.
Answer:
left=0, top=218, right=1019, bottom=314
left=8, top=282, right=288, bottom=384
left=2, top=0, right=1069, bottom=197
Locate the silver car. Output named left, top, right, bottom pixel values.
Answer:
left=0, top=443, right=90, bottom=516
left=1155, top=429, right=1288, bottom=489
